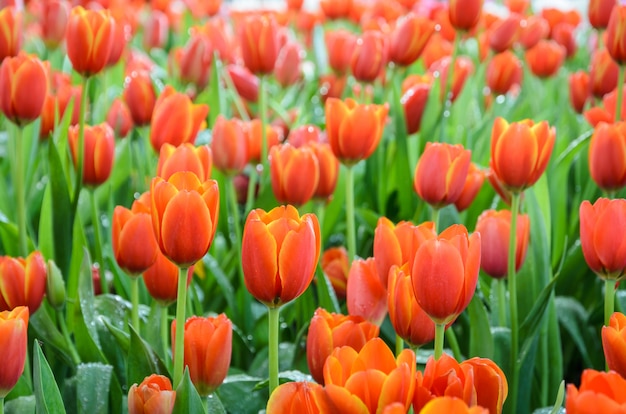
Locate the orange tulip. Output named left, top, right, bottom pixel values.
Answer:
left=589, top=0, right=616, bottom=30
left=569, top=70, right=590, bottom=114
left=106, top=12, right=131, bottom=68
left=149, top=86, right=209, bottom=152
left=541, top=8, right=582, bottom=34
left=320, top=247, right=349, bottom=299
left=585, top=88, right=626, bottom=126
left=487, top=51, right=522, bottom=96
left=551, top=22, right=577, bottom=59
left=607, top=5, right=626, bottom=65
left=602, top=311, right=626, bottom=378
left=68, top=123, right=115, bottom=187
left=128, top=374, right=176, bottom=414
left=350, top=30, right=387, bottom=83
left=506, top=0, right=529, bottom=14
left=211, top=115, right=248, bottom=175
left=0, top=7, right=21, bottom=61
left=579, top=198, right=626, bottom=280
left=565, top=369, right=626, bottom=413
left=0, top=306, right=28, bottom=398
left=387, top=265, right=436, bottom=347
left=308, top=142, right=339, bottom=201
left=325, top=30, right=356, bottom=75
left=589, top=122, right=626, bottom=192
left=420, top=397, right=489, bottom=414
left=0, top=52, right=48, bottom=126
left=489, top=117, right=556, bottom=193
left=151, top=172, right=220, bottom=267
left=275, top=42, right=302, bottom=88
left=66, top=6, right=115, bottom=77
left=518, top=15, right=550, bottom=50
left=590, top=48, right=619, bottom=99
left=242, top=205, right=320, bottom=307
left=402, top=80, right=432, bottom=135
left=321, top=338, right=416, bottom=413
left=389, top=14, right=435, bottom=67
left=413, top=354, right=508, bottom=414
left=157, top=143, right=212, bottom=182
left=123, top=70, right=156, bottom=126
left=40, top=0, right=70, bottom=49
left=306, top=308, right=379, bottom=384
left=320, top=0, right=352, bottom=20
left=454, top=163, right=485, bottom=212
left=238, top=14, right=279, bottom=75
left=171, top=314, right=232, bottom=396
left=488, top=14, right=523, bottom=53
left=243, top=119, right=281, bottom=164
left=449, top=0, right=483, bottom=31
left=112, top=202, right=158, bottom=276
left=475, top=210, right=530, bottom=279
left=0, top=252, right=46, bottom=314
left=325, top=98, right=388, bottom=166
left=414, top=142, right=471, bottom=209
left=270, top=144, right=320, bottom=206
left=39, top=71, right=82, bottom=140
left=346, top=258, right=387, bottom=326
left=525, top=39, right=566, bottom=78
left=106, top=98, right=133, bottom=138
left=266, top=381, right=324, bottom=413
left=143, top=250, right=193, bottom=306
left=411, top=224, right=480, bottom=325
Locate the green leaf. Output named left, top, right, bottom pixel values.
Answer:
left=519, top=275, right=559, bottom=363
left=315, top=268, right=341, bottom=314
left=468, top=294, right=494, bottom=359
left=172, top=368, right=206, bottom=414
left=207, top=53, right=223, bottom=127
left=102, top=317, right=131, bottom=354
left=33, top=341, right=66, bottom=414
left=127, top=324, right=170, bottom=388
left=76, top=363, right=113, bottom=414
left=29, top=304, right=73, bottom=365
left=205, top=393, right=227, bottom=414
left=218, top=371, right=267, bottom=414
left=554, top=296, right=593, bottom=367
left=4, top=396, right=35, bottom=414
left=550, top=381, right=565, bottom=414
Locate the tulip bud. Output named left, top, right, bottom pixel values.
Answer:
left=45, top=260, right=65, bottom=309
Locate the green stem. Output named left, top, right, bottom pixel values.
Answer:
left=161, top=305, right=169, bottom=366
left=58, top=308, right=81, bottom=365
left=259, top=75, right=268, bottom=180
left=268, top=306, right=280, bottom=395
left=431, top=207, right=440, bottom=233
left=605, top=279, right=616, bottom=327
left=507, top=192, right=521, bottom=414
left=497, top=278, right=507, bottom=326
left=244, top=168, right=259, bottom=215
left=395, top=334, right=404, bottom=357
left=228, top=176, right=250, bottom=329
left=616, top=65, right=625, bottom=122
left=315, top=201, right=326, bottom=238
left=130, top=277, right=140, bottom=333
left=222, top=63, right=250, bottom=122
left=173, top=266, right=189, bottom=388
left=73, top=76, right=91, bottom=207
left=434, top=322, right=445, bottom=360
left=0, top=397, right=4, bottom=414
left=13, top=125, right=27, bottom=257
left=345, top=166, right=356, bottom=263
left=445, top=327, right=462, bottom=361
left=89, top=190, right=106, bottom=294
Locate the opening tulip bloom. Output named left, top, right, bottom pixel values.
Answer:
left=266, top=381, right=324, bottom=413
left=0, top=52, right=48, bottom=126
left=211, top=115, right=248, bottom=175
left=489, top=117, right=556, bottom=193
left=308, top=142, right=339, bottom=201
left=128, top=374, right=176, bottom=414
left=123, top=70, right=157, bottom=126
left=242, top=205, right=320, bottom=307
left=68, top=123, right=115, bottom=187
left=389, top=14, right=435, bottom=67
left=151, top=172, right=220, bottom=268
left=565, top=369, right=626, bottom=413
left=0, top=252, right=47, bottom=314
left=602, top=311, right=626, bottom=378
left=454, top=163, right=485, bottom=212
left=589, top=122, right=626, bottom=193
left=411, top=224, right=481, bottom=325
left=350, top=30, right=387, bottom=83
left=320, top=247, right=349, bottom=299
left=325, top=98, right=389, bottom=166
left=420, top=397, right=489, bottom=414
left=157, top=143, right=213, bottom=182
left=66, top=6, right=115, bottom=77
left=0, top=306, right=28, bottom=399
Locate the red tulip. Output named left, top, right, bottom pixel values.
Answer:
left=320, top=247, right=349, bottom=299
left=346, top=258, right=387, bottom=326
left=566, top=369, right=626, bottom=413
left=226, top=64, right=259, bottom=102
left=143, top=250, right=193, bottom=306
left=157, top=143, right=212, bottom=182
left=602, top=311, right=626, bottom=378
left=0, top=52, right=48, bottom=126
left=143, top=10, right=169, bottom=51
left=429, top=56, right=474, bottom=103
left=590, top=48, right=619, bottom=99
left=123, top=70, right=156, bottom=126
left=269, top=144, right=320, bottom=206
left=588, top=0, right=616, bottom=30
left=569, top=70, right=590, bottom=114
left=0, top=7, right=21, bottom=61
left=0, top=252, right=46, bottom=314
left=488, top=14, right=523, bottom=53
left=350, top=30, right=387, bottom=83
left=454, top=163, right=485, bottom=212
left=128, top=374, right=176, bottom=414
left=106, top=12, right=131, bottom=67
left=68, top=123, right=115, bottom=187
left=589, top=122, right=626, bottom=192
left=487, top=51, right=522, bottom=96
left=525, top=40, right=566, bottom=78
left=211, top=115, right=248, bottom=175
left=449, top=0, right=483, bottom=31
left=106, top=98, right=133, bottom=138
left=518, top=15, right=550, bottom=50
left=239, top=14, right=279, bottom=75
left=0, top=306, right=28, bottom=398
left=40, top=0, right=70, bottom=49
left=66, top=6, right=115, bottom=76
left=320, top=0, right=352, bottom=20
left=606, top=5, right=626, bottom=65
left=275, top=42, right=302, bottom=88
left=389, top=14, right=435, bottom=67
left=178, top=28, right=213, bottom=91
left=325, top=30, right=356, bottom=75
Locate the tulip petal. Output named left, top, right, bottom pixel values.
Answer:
left=278, top=218, right=318, bottom=304
left=493, top=123, right=538, bottom=189
left=242, top=217, right=279, bottom=305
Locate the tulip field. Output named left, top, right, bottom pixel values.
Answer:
left=3, top=0, right=626, bottom=412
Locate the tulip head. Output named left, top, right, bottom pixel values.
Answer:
left=66, top=6, right=115, bottom=77
left=389, top=14, right=435, bottom=67
left=346, top=257, right=388, bottom=326
left=269, top=144, right=320, bottom=206
left=454, top=163, right=485, bottom=212
left=123, top=70, right=157, bottom=126
left=0, top=52, right=48, bottom=126
left=68, top=123, right=116, bottom=187
left=449, top=0, right=483, bottom=31
left=157, top=143, right=213, bottom=182
left=143, top=250, right=193, bottom=307
left=320, top=247, right=349, bottom=299
left=211, top=115, right=248, bottom=175
left=602, top=311, right=626, bottom=379
left=128, top=374, right=176, bottom=414
left=0, top=306, right=28, bottom=398
left=525, top=39, right=566, bottom=78
left=112, top=202, right=159, bottom=276
left=239, top=14, right=279, bottom=75
left=350, top=30, right=387, bottom=83
left=589, top=122, right=626, bottom=193
left=0, top=252, right=47, bottom=314
left=606, top=5, right=626, bottom=65
left=565, top=369, right=626, bottom=413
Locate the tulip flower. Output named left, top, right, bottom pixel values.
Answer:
left=421, top=397, right=489, bottom=414
left=171, top=314, right=232, bottom=396
left=112, top=203, right=158, bottom=276
left=269, top=144, right=320, bottom=206
left=486, top=51, right=523, bottom=96
left=506, top=0, right=529, bottom=14
left=320, top=0, right=352, bottom=20
left=607, top=5, right=626, bottom=65
left=308, top=142, right=339, bottom=201
left=157, top=143, right=213, bottom=182
left=226, top=64, right=259, bottom=102
left=565, top=369, right=626, bottom=413
left=287, top=125, right=321, bottom=148
left=106, top=98, right=133, bottom=138
left=449, top=0, right=483, bottom=31
left=429, top=56, right=474, bottom=103
left=321, top=338, right=416, bottom=413
left=40, top=0, right=70, bottom=49
left=239, top=14, right=279, bottom=75
left=68, top=123, right=115, bottom=187
left=346, top=258, right=387, bottom=326
left=414, top=142, right=471, bottom=209
left=518, top=16, right=550, bottom=50
left=488, top=14, right=523, bottom=53
left=387, top=265, right=436, bottom=348
left=123, top=70, right=157, bottom=126
left=454, top=163, right=485, bottom=212
left=413, top=354, right=508, bottom=414
left=602, top=311, right=626, bottom=378
left=389, top=14, right=435, bottom=67
left=590, top=48, right=619, bottom=99
left=0, top=7, right=21, bottom=61
left=243, top=119, right=281, bottom=164
left=0, top=52, right=48, bottom=126
left=526, top=39, right=566, bottom=79
left=325, top=30, right=356, bottom=75
left=489, top=117, right=556, bottom=193
left=422, top=34, right=454, bottom=70
left=143, top=250, right=193, bottom=307
left=151, top=172, right=219, bottom=268
left=588, top=122, right=626, bottom=193
left=39, top=72, right=82, bottom=139
left=589, top=0, right=615, bottom=30
left=106, top=12, right=131, bottom=68
left=402, top=81, right=431, bottom=135
left=569, top=71, right=590, bottom=114
left=149, top=86, right=209, bottom=152
left=266, top=381, right=323, bottom=413
left=350, top=30, right=387, bottom=83
left=66, top=6, right=115, bottom=77
left=275, top=42, right=302, bottom=88
left=0, top=306, right=28, bottom=399
left=551, top=22, right=577, bottom=59
left=210, top=116, right=248, bottom=179
left=0, top=252, right=47, bottom=314
left=128, top=374, right=176, bottom=414
left=306, top=308, right=380, bottom=384
left=178, top=29, right=213, bottom=91
left=143, top=10, right=169, bottom=51
left=320, top=247, right=349, bottom=299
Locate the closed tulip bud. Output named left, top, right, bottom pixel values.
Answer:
left=449, top=0, right=483, bottom=31
left=320, top=247, right=349, bottom=299
left=602, top=311, right=626, bottom=378
left=350, top=30, right=387, bottom=83
left=488, top=14, right=523, bottom=53
left=149, top=86, right=209, bottom=152
left=566, top=369, right=626, bottom=413
left=525, top=39, right=566, bottom=78
left=590, top=48, right=619, bottom=98
left=320, top=0, right=352, bottom=20
left=270, top=144, right=319, bottom=206
left=275, top=42, right=302, bottom=88
left=308, top=142, right=339, bottom=201
left=123, top=70, right=156, bottom=126
left=45, top=260, right=65, bottom=309
left=346, top=258, right=387, bottom=326
left=211, top=115, right=248, bottom=175
left=388, top=265, right=436, bottom=347
left=143, top=250, right=193, bottom=306
left=389, top=14, right=435, bottom=67
left=179, top=30, right=213, bottom=91
left=589, top=122, right=626, bottom=192
left=306, top=308, right=379, bottom=384
left=0, top=306, right=28, bottom=398
left=475, top=210, right=530, bottom=279
left=455, top=163, right=485, bottom=212
left=325, top=98, right=388, bottom=166
left=490, top=117, right=556, bottom=193
left=66, top=6, right=115, bottom=77
left=321, top=338, right=416, bottom=412
left=569, top=71, right=590, bottom=114
left=170, top=314, right=232, bottom=396
left=414, top=142, right=472, bottom=209
left=157, top=143, right=212, bottom=182
left=112, top=203, right=158, bottom=276
left=106, top=98, right=133, bottom=138
left=402, top=82, right=431, bottom=135
left=0, top=7, right=21, bottom=61
left=151, top=172, right=220, bottom=268
left=607, top=5, right=626, bottom=65
left=411, top=224, right=481, bottom=325
left=589, top=0, right=615, bottom=30
left=325, top=30, right=356, bottom=75
left=226, top=64, right=259, bottom=102
left=107, top=13, right=131, bottom=68
left=239, top=14, right=279, bottom=75
left=0, top=52, right=48, bottom=126
left=580, top=198, right=626, bottom=280
left=40, top=0, right=70, bottom=49
left=518, top=16, right=550, bottom=50
left=266, top=381, right=324, bottom=413
left=242, top=205, right=320, bottom=307
left=0, top=252, right=47, bottom=314
left=68, top=123, right=115, bottom=187
left=143, top=10, right=169, bottom=51
left=128, top=374, right=176, bottom=414
left=487, top=51, right=523, bottom=96
left=244, top=119, right=281, bottom=164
